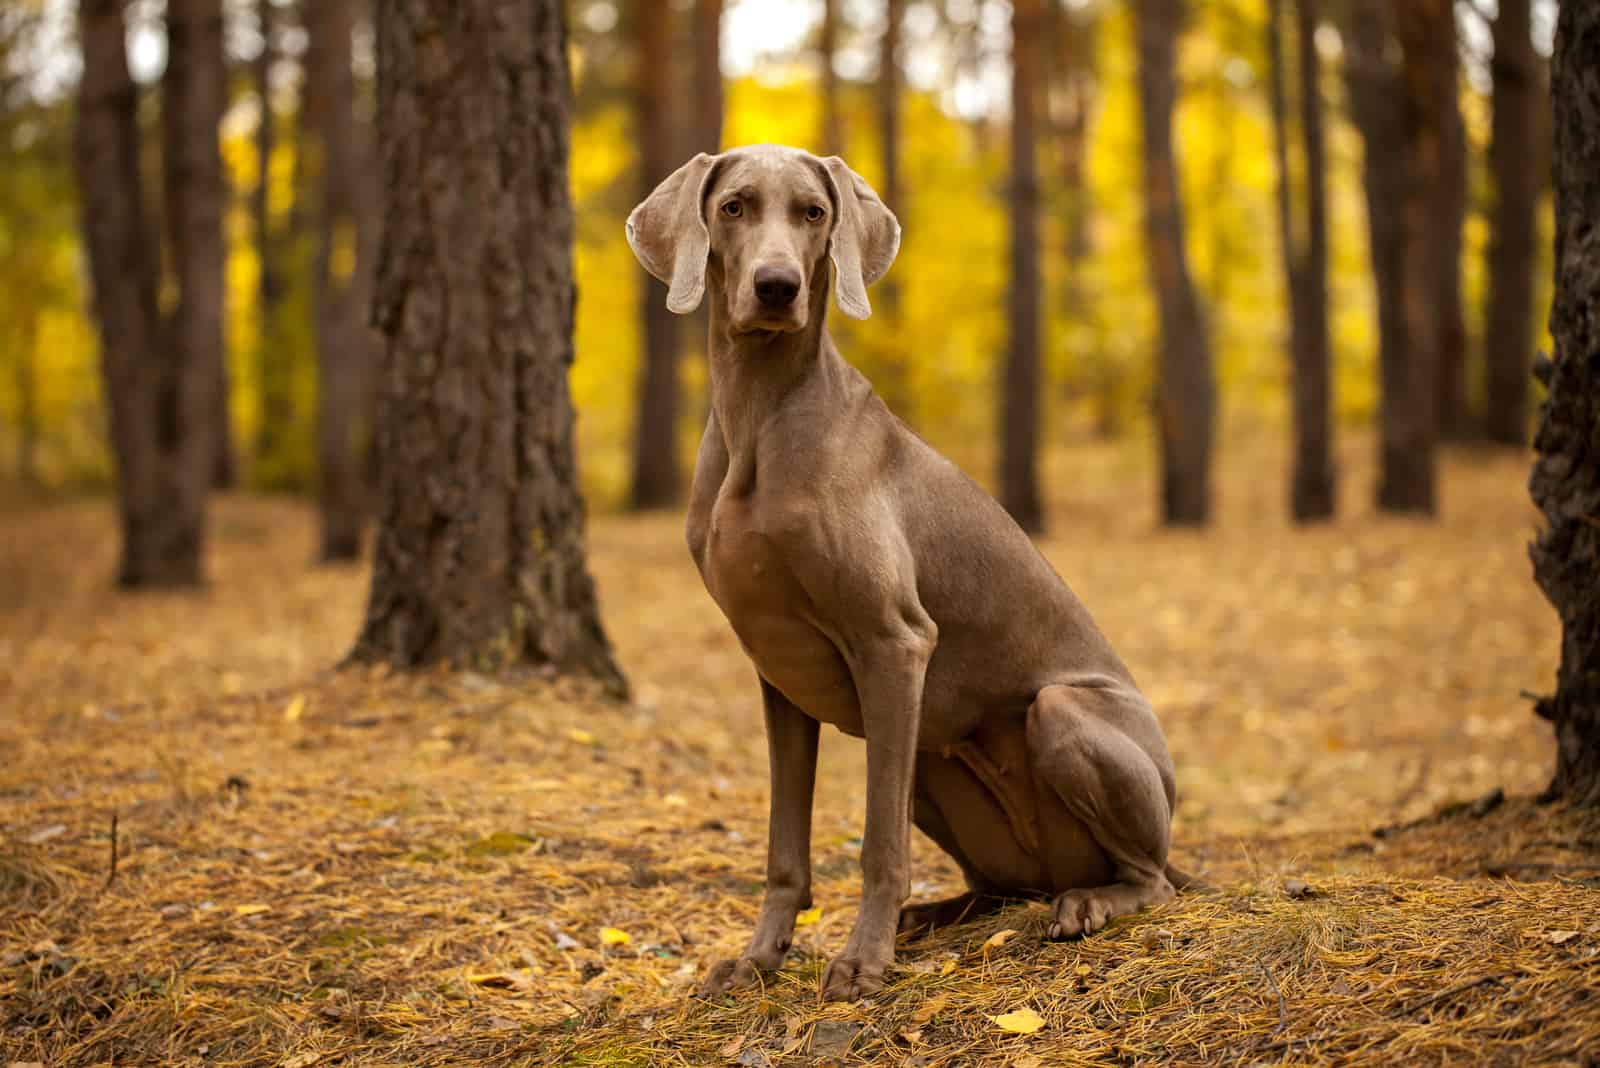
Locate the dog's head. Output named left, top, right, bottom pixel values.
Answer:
left=626, top=144, right=900, bottom=334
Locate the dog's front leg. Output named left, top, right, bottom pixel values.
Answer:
left=698, top=680, right=819, bottom=997
left=822, top=618, right=936, bottom=1001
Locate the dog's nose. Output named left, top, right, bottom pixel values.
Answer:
left=753, top=265, right=801, bottom=309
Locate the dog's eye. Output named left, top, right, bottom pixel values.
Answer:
left=805, top=204, right=826, bottom=223
left=721, top=200, right=742, bottom=218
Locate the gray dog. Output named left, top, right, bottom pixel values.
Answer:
left=627, top=144, right=1191, bottom=1002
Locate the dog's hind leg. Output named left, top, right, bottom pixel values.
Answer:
left=1026, top=682, right=1177, bottom=939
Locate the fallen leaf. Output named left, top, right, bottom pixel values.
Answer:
left=467, top=970, right=535, bottom=993
left=1283, top=878, right=1317, bottom=899
left=24, top=824, right=66, bottom=845
left=234, top=903, right=271, bottom=917
left=553, top=931, right=579, bottom=951
left=718, top=1035, right=745, bottom=1057
left=599, top=926, right=631, bottom=946
left=795, top=906, right=822, bottom=927
left=939, top=958, right=957, bottom=976
left=1546, top=930, right=1580, bottom=945
left=281, top=1053, right=322, bottom=1068
left=1139, top=927, right=1176, bottom=949
left=283, top=694, right=306, bottom=723
left=900, top=1029, right=924, bottom=1045
left=565, top=726, right=596, bottom=746
left=1074, top=963, right=1092, bottom=977
left=982, top=928, right=1020, bottom=952
left=991, top=1007, right=1045, bottom=1035
left=810, top=1019, right=861, bottom=1057
left=1012, top=1055, right=1044, bottom=1068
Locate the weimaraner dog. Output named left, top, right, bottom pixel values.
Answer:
left=627, top=144, right=1192, bottom=1002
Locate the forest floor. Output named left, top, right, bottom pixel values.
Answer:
left=3, top=437, right=1599, bottom=1067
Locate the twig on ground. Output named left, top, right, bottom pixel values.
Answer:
left=105, top=810, right=118, bottom=889
left=1256, top=956, right=1288, bottom=1036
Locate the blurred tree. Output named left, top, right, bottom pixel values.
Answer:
left=874, top=0, right=910, bottom=416
left=1530, top=0, right=1600, bottom=807
left=628, top=0, right=682, bottom=510
left=819, top=0, right=844, bottom=156
left=352, top=0, right=625, bottom=692
left=1000, top=0, right=1044, bottom=534
left=1267, top=0, right=1333, bottom=520
left=1381, top=0, right=1454, bottom=513
left=693, top=0, right=723, bottom=153
left=1482, top=0, right=1540, bottom=447
left=1135, top=0, right=1214, bottom=525
left=253, top=0, right=288, bottom=474
left=1432, top=13, right=1469, bottom=441
left=1340, top=0, right=1413, bottom=511
left=304, top=0, right=379, bottom=560
left=76, top=0, right=214, bottom=585
left=164, top=0, right=233, bottom=490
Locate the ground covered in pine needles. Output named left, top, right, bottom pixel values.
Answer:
left=3, top=439, right=1598, bottom=1067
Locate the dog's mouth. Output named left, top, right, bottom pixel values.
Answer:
left=731, top=316, right=807, bottom=336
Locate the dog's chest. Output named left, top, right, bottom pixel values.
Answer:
left=698, top=490, right=864, bottom=731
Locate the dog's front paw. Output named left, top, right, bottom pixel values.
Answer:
left=695, top=957, right=765, bottom=999
left=820, top=955, right=887, bottom=1001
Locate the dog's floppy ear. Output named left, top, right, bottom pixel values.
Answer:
left=819, top=156, right=901, bottom=320
left=625, top=153, right=721, bottom=314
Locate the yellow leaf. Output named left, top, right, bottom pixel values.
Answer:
left=982, top=928, right=1020, bottom=952
left=991, top=1007, right=1045, bottom=1035
left=910, top=995, right=949, bottom=1024
left=1546, top=929, right=1580, bottom=945
left=599, top=926, right=631, bottom=946
left=795, top=906, right=823, bottom=927
left=566, top=726, right=596, bottom=745
left=234, top=903, right=271, bottom=916
left=939, top=958, right=957, bottom=976
left=1074, top=963, right=1093, bottom=977
left=283, top=694, right=306, bottom=723
left=468, top=970, right=535, bottom=993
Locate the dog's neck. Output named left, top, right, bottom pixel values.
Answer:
left=704, top=276, right=842, bottom=459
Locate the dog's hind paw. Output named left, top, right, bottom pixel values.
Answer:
left=821, top=954, right=887, bottom=1001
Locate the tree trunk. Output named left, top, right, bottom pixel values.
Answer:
left=1135, top=0, right=1214, bottom=526
left=306, top=0, right=377, bottom=560
left=628, top=0, right=682, bottom=510
left=999, top=0, right=1044, bottom=534
left=1268, top=0, right=1335, bottom=521
left=77, top=0, right=209, bottom=587
left=1380, top=0, right=1450, bottom=513
left=874, top=0, right=911, bottom=417
left=820, top=0, right=844, bottom=156
left=692, top=0, right=723, bottom=154
left=253, top=0, right=288, bottom=478
left=164, top=0, right=231, bottom=495
left=1483, top=0, right=1539, bottom=446
left=1529, top=1, right=1600, bottom=807
left=352, top=0, right=626, bottom=694
left=1434, top=27, right=1471, bottom=441
left=1341, top=0, right=1415, bottom=514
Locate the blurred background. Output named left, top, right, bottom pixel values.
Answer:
left=0, top=0, right=1556, bottom=527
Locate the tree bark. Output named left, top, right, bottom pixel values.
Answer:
left=253, top=0, right=289, bottom=477
left=77, top=0, right=209, bottom=587
left=1341, top=0, right=1415, bottom=514
left=999, top=0, right=1044, bottom=534
left=1135, top=0, right=1214, bottom=526
left=351, top=0, right=626, bottom=694
left=1529, top=0, right=1600, bottom=807
left=1268, top=0, right=1335, bottom=521
left=874, top=0, right=911, bottom=417
left=692, top=0, right=723, bottom=154
left=628, top=0, right=682, bottom=510
left=1380, top=0, right=1450, bottom=513
left=305, top=0, right=378, bottom=560
left=164, top=0, right=232, bottom=493
left=820, top=0, right=844, bottom=156
left=1483, top=0, right=1540, bottom=446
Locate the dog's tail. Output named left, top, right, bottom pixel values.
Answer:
left=1165, top=862, right=1212, bottom=894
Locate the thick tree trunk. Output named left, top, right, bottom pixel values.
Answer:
left=820, top=0, right=844, bottom=156
left=874, top=0, right=910, bottom=417
left=1135, top=0, right=1214, bottom=526
left=252, top=0, right=288, bottom=477
left=628, top=0, right=682, bottom=510
left=1483, top=0, right=1540, bottom=447
left=1000, top=0, right=1044, bottom=534
left=1268, top=0, right=1335, bottom=521
left=1530, top=1, right=1600, bottom=807
left=1341, top=0, right=1413, bottom=514
left=352, top=0, right=626, bottom=693
left=77, top=0, right=208, bottom=587
left=164, top=0, right=231, bottom=496
left=692, top=0, right=723, bottom=154
left=306, top=0, right=377, bottom=560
